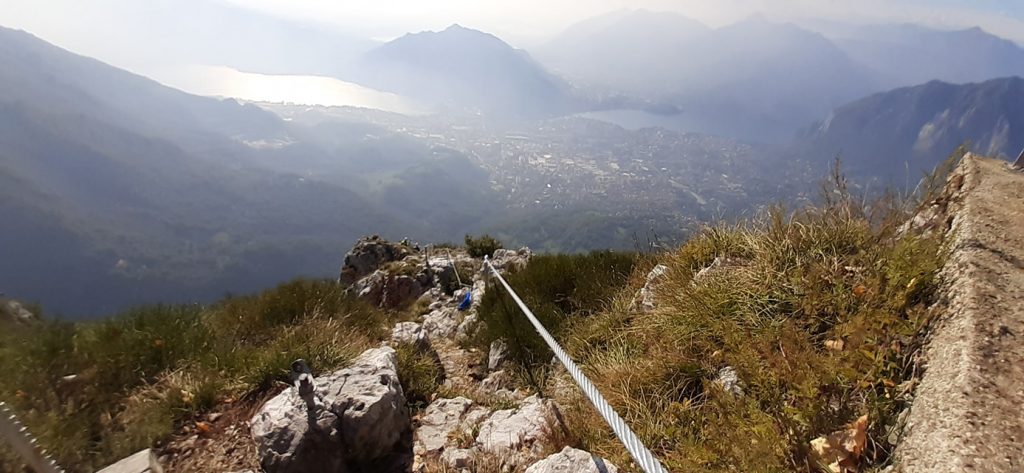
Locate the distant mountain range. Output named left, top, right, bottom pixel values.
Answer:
left=534, top=10, right=1024, bottom=143
left=806, top=22, right=1024, bottom=89
left=351, top=24, right=579, bottom=118
left=797, top=77, right=1024, bottom=178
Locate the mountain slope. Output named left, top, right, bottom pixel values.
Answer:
left=0, top=27, right=410, bottom=316
left=812, top=23, right=1024, bottom=89
left=354, top=24, right=576, bottom=117
left=536, top=12, right=876, bottom=142
left=535, top=9, right=711, bottom=93
left=798, top=77, right=1024, bottom=177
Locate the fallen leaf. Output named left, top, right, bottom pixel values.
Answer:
left=195, top=421, right=211, bottom=435
left=809, top=414, right=869, bottom=473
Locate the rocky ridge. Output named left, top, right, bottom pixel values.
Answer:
left=245, top=237, right=618, bottom=472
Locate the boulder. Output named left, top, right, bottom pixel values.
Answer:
left=353, top=271, right=431, bottom=310
left=339, top=236, right=412, bottom=284
left=250, top=347, right=411, bottom=473
left=423, top=308, right=460, bottom=340
left=414, top=397, right=489, bottom=456
left=0, top=297, right=34, bottom=323
left=352, top=270, right=386, bottom=304
left=525, top=447, right=619, bottom=473
left=456, top=312, right=480, bottom=342
left=441, top=448, right=475, bottom=469
left=479, top=370, right=515, bottom=393
left=488, top=339, right=510, bottom=371
left=426, top=256, right=460, bottom=294
left=489, top=247, right=532, bottom=272
left=391, top=322, right=428, bottom=349
left=381, top=274, right=429, bottom=309
left=476, top=395, right=558, bottom=452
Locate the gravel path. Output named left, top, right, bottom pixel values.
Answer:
left=897, top=154, right=1024, bottom=472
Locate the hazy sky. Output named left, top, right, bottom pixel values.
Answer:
left=1, top=0, right=1022, bottom=89
left=217, top=0, right=1024, bottom=43
left=2, top=0, right=1023, bottom=51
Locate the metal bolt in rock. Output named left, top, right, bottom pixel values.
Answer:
left=291, top=359, right=323, bottom=412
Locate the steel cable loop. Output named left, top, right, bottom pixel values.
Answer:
left=484, top=258, right=669, bottom=473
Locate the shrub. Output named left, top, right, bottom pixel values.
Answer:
left=464, top=234, right=503, bottom=258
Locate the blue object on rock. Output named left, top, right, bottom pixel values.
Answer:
left=457, top=291, right=472, bottom=311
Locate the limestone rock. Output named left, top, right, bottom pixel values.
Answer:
left=441, top=448, right=475, bottom=469
left=414, top=397, right=489, bottom=456
left=479, top=370, right=514, bottom=393
left=97, top=449, right=163, bottom=473
left=488, top=339, right=510, bottom=371
left=423, top=308, right=460, bottom=340
left=713, top=366, right=744, bottom=397
left=250, top=347, right=411, bottom=473
left=455, top=312, right=479, bottom=342
left=352, top=270, right=386, bottom=303
left=339, top=236, right=411, bottom=284
left=489, top=247, right=532, bottom=272
left=381, top=274, right=430, bottom=309
left=525, top=447, right=619, bottom=473
left=630, top=264, right=668, bottom=312
left=476, top=395, right=557, bottom=452
left=391, top=322, right=429, bottom=349
left=0, top=297, right=34, bottom=323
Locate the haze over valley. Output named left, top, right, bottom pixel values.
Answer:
left=2, top=1, right=1024, bottom=316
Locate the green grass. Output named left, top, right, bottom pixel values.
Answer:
left=0, top=278, right=390, bottom=472
left=473, top=164, right=951, bottom=471
left=473, top=251, right=640, bottom=387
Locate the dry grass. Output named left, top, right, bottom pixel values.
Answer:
left=0, top=278, right=391, bottom=472
left=550, top=198, right=945, bottom=471
left=478, top=160, right=956, bottom=472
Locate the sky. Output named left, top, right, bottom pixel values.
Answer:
left=222, top=0, right=1024, bottom=44
left=1, top=0, right=1022, bottom=107
left=2, top=0, right=1023, bottom=53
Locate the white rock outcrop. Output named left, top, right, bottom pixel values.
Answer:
left=414, top=397, right=489, bottom=456
left=423, top=307, right=460, bottom=340
left=250, top=347, right=410, bottom=472
left=631, top=264, right=668, bottom=312
left=525, top=447, right=619, bottom=473
left=475, top=394, right=557, bottom=452
left=488, top=339, right=510, bottom=371
left=391, top=321, right=429, bottom=349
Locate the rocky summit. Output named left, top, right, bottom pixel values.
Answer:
left=240, top=236, right=612, bottom=472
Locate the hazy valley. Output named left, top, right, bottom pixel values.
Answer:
left=1, top=6, right=1023, bottom=319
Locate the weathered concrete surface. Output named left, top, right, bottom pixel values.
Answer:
left=897, top=155, right=1024, bottom=472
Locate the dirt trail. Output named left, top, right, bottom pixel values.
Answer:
left=898, top=155, right=1024, bottom=472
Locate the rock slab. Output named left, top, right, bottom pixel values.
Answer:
left=250, top=347, right=411, bottom=473
left=525, top=447, right=619, bottom=473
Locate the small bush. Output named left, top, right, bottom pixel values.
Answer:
left=465, top=234, right=503, bottom=258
